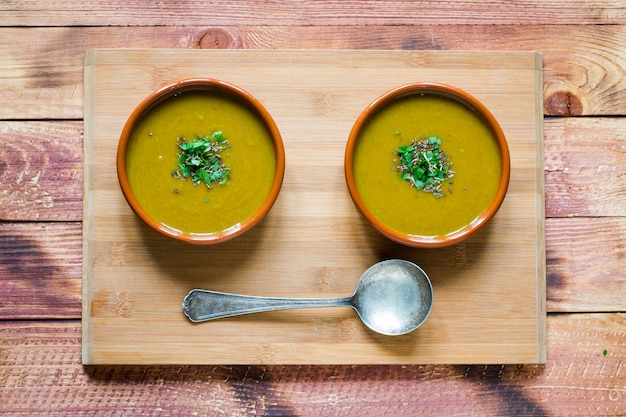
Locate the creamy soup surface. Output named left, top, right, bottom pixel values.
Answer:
left=125, top=90, right=277, bottom=234
left=353, top=93, right=502, bottom=237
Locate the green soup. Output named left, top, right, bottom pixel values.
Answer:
left=353, top=93, right=502, bottom=238
left=125, top=90, right=277, bottom=234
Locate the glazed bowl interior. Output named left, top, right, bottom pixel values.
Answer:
left=344, top=82, right=510, bottom=248
left=117, top=78, right=285, bottom=245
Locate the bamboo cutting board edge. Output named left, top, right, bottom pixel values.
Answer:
left=82, top=51, right=96, bottom=364
left=82, top=49, right=546, bottom=365
left=533, top=51, right=547, bottom=364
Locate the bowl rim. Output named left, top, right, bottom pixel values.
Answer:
left=344, top=82, right=511, bottom=248
left=117, top=78, right=285, bottom=245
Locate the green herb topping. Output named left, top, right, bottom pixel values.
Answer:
left=393, top=135, right=454, bottom=198
left=173, top=131, right=231, bottom=189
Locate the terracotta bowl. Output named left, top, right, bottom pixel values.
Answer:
left=344, top=82, right=510, bottom=248
left=117, top=78, right=285, bottom=244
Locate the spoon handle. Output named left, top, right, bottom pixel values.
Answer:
left=182, top=289, right=352, bottom=322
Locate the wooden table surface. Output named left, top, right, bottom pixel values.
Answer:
left=1, top=1, right=624, bottom=416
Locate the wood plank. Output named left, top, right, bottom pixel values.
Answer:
left=547, top=217, right=626, bottom=313
left=1, top=314, right=624, bottom=416
left=0, top=222, right=82, bottom=319
left=0, top=122, right=83, bottom=221
left=82, top=49, right=545, bottom=365
left=1, top=25, right=625, bottom=119
left=2, top=1, right=624, bottom=26
left=545, top=117, right=626, bottom=217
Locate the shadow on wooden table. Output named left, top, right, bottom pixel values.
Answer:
left=83, top=363, right=548, bottom=416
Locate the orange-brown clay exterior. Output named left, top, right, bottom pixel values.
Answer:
left=344, top=82, right=511, bottom=248
left=117, top=78, right=285, bottom=245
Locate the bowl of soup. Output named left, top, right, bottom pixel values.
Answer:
left=345, top=82, right=510, bottom=248
left=117, top=78, right=285, bottom=244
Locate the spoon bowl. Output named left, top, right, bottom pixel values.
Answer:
left=351, top=260, right=433, bottom=335
left=182, top=259, right=433, bottom=336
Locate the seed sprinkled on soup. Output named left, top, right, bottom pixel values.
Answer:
left=173, top=131, right=232, bottom=191
left=392, top=135, right=455, bottom=198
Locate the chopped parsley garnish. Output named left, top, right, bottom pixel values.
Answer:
left=173, top=131, right=231, bottom=189
left=393, top=135, right=454, bottom=198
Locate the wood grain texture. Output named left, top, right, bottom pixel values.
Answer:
left=1, top=25, right=625, bottom=119
left=2, top=1, right=625, bottom=26
left=1, top=0, right=625, bottom=413
left=1, top=314, right=624, bottom=416
left=0, top=222, right=82, bottom=319
left=82, top=49, right=545, bottom=365
left=0, top=216, right=622, bottom=320
left=547, top=218, right=626, bottom=313
left=545, top=117, right=626, bottom=218
left=0, top=122, right=83, bottom=221
left=1, top=118, right=623, bottom=222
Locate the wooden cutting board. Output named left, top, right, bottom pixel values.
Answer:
left=83, top=49, right=545, bottom=365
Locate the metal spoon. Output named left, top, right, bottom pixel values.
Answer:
left=182, top=259, right=433, bottom=336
